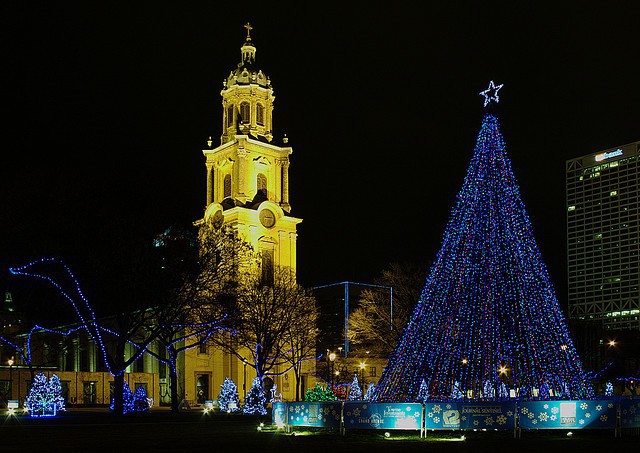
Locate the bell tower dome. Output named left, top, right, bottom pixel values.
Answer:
left=198, top=24, right=302, bottom=273
left=220, top=22, right=274, bottom=145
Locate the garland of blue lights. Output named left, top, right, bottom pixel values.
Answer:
left=7, top=258, right=230, bottom=383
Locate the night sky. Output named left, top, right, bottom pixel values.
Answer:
left=2, top=3, right=639, bottom=313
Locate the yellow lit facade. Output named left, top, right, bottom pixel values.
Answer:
left=183, top=24, right=312, bottom=406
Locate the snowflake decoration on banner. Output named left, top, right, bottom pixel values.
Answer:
left=585, top=412, right=591, bottom=418
left=497, top=415, right=507, bottom=425
left=521, top=407, right=529, bottom=415
left=608, top=403, right=614, bottom=409
left=479, top=80, right=503, bottom=107
left=551, top=407, right=559, bottom=414
left=532, top=419, right=538, bottom=425
left=485, top=417, right=494, bottom=426
left=433, top=405, right=442, bottom=413
left=528, top=412, right=535, bottom=419
left=550, top=415, right=557, bottom=421
left=579, top=419, right=585, bottom=425
left=352, top=408, right=361, bottom=416
left=580, top=402, right=588, bottom=410
left=446, top=404, right=451, bottom=409
left=507, top=411, right=514, bottom=417
left=428, top=412, right=433, bottom=418
left=434, top=416, right=441, bottom=424
left=595, top=405, right=602, bottom=411
left=600, top=415, right=608, bottom=422
left=539, top=412, right=549, bottom=421
left=473, top=420, right=479, bottom=426
left=543, top=404, right=549, bottom=409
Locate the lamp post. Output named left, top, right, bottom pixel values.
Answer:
left=7, top=357, right=14, bottom=400
left=359, top=362, right=366, bottom=386
left=328, top=352, right=336, bottom=387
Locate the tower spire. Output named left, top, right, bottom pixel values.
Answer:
left=240, top=23, right=256, bottom=65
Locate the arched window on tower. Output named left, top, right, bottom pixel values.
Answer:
left=224, top=174, right=232, bottom=198
left=261, top=249, right=274, bottom=286
left=240, top=102, right=250, bottom=124
left=257, top=173, right=267, bottom=198
left=227, top=105, right=234, bottom=127
left=256, top=103, right=264, bottom=125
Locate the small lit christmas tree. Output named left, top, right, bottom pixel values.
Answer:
left=451, top=381, right=464, bottom=400
left=348, top=373, right=363, bottom=400
left=110, top=381, right=135, bottom=414
left=417, top=378, right=429, bottom=403
left=497, top=382, right=509, bottom=400
left=218, top=377, right=241, bottom=412
left=483, top=380, right=494, bottom=399
left=605, top=381, right=614, bottom=396
left=304, top=384, right=337, bottom=402
left=48, top=373, right=66, bottom=412
left=133, top=385, right=150, bottom=413
left=364, top=382, right=376, bottom=401
left=26, top=372, right=56, bottom=417
left=243, top=377, right=267, bottom=415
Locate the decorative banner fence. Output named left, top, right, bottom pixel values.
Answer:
left=272, top=399, right=640, bottom=435
left=424, top=401, right=516, bottom=430
left=343, top=402, right=423, bottom=433
left=280, top=401, right=342, bottom=428
left=620, top=399, right=640, bottom=428
left=518, top=400, right=616, bottom=429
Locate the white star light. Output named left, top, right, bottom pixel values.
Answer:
left=479, top=80, right=504, bottom=107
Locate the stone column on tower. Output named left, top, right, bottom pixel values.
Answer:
left=206, top=163, right=214, bottom=205
left=282, top=161, right=291, bottom=210
left=237, top=146, right=248, bottom=199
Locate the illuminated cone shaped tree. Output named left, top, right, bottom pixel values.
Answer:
left=374, top=90, right=594, bottom=402
left=243, top=377, right=267, bottom=415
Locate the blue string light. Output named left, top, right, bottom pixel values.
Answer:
left=8, top=257, right=229, bottom=382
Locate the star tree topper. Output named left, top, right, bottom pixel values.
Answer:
left=479, top=80, right=504, bottom=107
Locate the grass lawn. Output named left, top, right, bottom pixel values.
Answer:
left=1, top=408, right=637, bottom=452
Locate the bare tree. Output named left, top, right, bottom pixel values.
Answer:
left=280, top=277, right=319, bottom=401
left=6, top=219, right=251, bottom=415
left=142, top=221, right=255, bottom=413
left=348, top=262, right=428, bottom=356
left=209, top=266, right=318, bottom=389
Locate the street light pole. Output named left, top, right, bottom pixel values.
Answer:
left=328, top=352, right=336, bottom=387
left=8, top=357, right=14, bottom=400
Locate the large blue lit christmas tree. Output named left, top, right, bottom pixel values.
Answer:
left=373, top=82, right=594, bottom=402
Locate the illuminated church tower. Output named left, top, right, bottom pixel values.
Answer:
left=184, top=24, right=310, bottom=404
left=198, top=23, right=301, bottom=273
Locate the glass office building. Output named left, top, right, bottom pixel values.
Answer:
left=566, top=140, right=639, bottom=331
